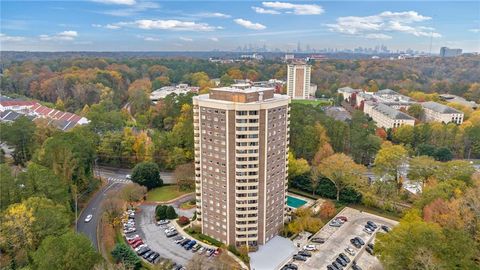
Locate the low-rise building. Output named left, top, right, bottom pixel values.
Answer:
left=324, top=106, right=351, bottom=122
left=150, top=84, right=199, bottom=102
left=337, top=87, right=362, bottom=102
left=365, top=102, right=415, bottom=129
left=439, top=94, right=478, bottom=109
left=421, top=101, right=464, bottom=124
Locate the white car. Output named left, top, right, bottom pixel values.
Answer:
left=84, top=214, right=93, bottom=223
left=134, top=244, right=147, bottom=252
left=157, top=220, right=170, bottom=226
left=345, top=247, right=356, bottom=256
left=126, top=174, right=131, bottom=180
left=303, top=244, right=317, bottom=251
left=126, top=234, right=139, bottom=241
left=175, top=237, right=185, bottom=244
left=363, top=227, right=374, bottom=235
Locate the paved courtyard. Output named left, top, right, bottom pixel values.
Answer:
left=290, top=207, right=398, bottom=270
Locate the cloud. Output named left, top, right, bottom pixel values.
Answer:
left=0, top=33, right=25, bottom=42
left=365, top=33, right=392, bottom=40
left=39, top=30, right=78, bottom=41
left=196, top=12, right=231, bottom=18
left=144, top=37, right=160, bottom=41
left=234, top=18, right=266, bottom=30
left=470, top=28, right=480, bottom=33
left=327, top=11, right=441, bottom=38
left=92, top=0, right=136, bottom=5
left=179, top=37, right=193, bottom=42
left=101, top=1, right=159, bottom=17
left=209, top=37, right=219, bottom=42
left=261, top=1, right=324, bottom=15
left=252, top=7, right=280, bottom=15
left=113, top=19, right=218, bottom=31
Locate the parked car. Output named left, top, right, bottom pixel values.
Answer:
left=336, top=216, right=348, bottom=222
left=339, top=253, right=350, bottom=263
left=366, top=246, right=374, bottom=255
left=331, top=261, right=343, bottom=270
left=132, top=240, right=144, bottom=248
left=363, top=227, right=374, bottom=235
left=84, top=214, right=93, bottom=222
left=352, top=264, right=363, bottom=270
left=367, top=243, right=374, bottom=249
left=157, top=220, right=170, bottom=226
left=180, top=239, right=191, bottom=246
left=365, top=223, right=376, bottom=231
left=166, top=230, right=178, bottom=237
left=127, top=236, right=141, bottom=244
left=175, top=237, right=186, bottom=244
left=345, top=247, right=356, bottom=256
left=354, top=237, right=365, bottom=245
left=292, top=254, right=307, bottom=261
left=283, top=263, right=298, bottom=270
left=126, top=174, right=131, bottom=180
left=136, top=246, right=150, bottom=255
left=329, top=220, right=342, bottom=227
left=213, top=248, right=221, bottom=256
left=147, top=252, right=160, bottom=263
left=381, top=225, right=390, bottom=232
left=311, top=237, right=326, bottom=243
left=336, top=257, right=347, bottom=267
left=124, top=228, right=136, bottom=234
left=185, top=240, right=197, bottom=250
left=298, top=250, right=312, bottom=257
left=303, top=244, right=317, bottom=251
left=366, top=221, right=377, bottom=229
left=142, top=250, right=154, bottom=259
left=134, top=244, right=147, bottom=252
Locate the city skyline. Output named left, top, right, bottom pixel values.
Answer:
left=1, top=1, right=479, bottom=52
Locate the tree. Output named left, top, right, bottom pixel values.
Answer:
left=288, top=152, right=310, bottom=179
left=0, top=164, right=20, bottom=211
left=0, top=197, right=71, bottom=266
left=0, top=116, right=36, bottom=165
left=131, top=161, right=162, bottom=190
left=433, top=147, right=453, bottom=161
left=18, top=162, right=69, bottom=205
left=102, top=196, right=124, bottom=228
left=318, top=153, right=366, bottom=201
left=375, top=210, right=476, bottom=270
left=392, top=125, right=414, bottom=146
left=374, top=142, right=408, bottom=191
left=166, top=205, right=177, bottom=219
left=33, top=232, right=101, bottom=270
left=408, top=156, right=438, bottom=191
left=155, top=205, right=168, bottom=220
left=407, top=103, right=424, bottom=119
left=121, top=183, right=147, bottom=205
left=111, top=243, right=141, bottom=270
left=220, top=74, right=234, bottom=86
left=319, top=200, right=336, bottom=220
left=174, top=163, right=195, bottom=191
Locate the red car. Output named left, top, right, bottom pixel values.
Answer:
left=336, top=216, right=348, bottom=222
left=130, top=238, right=142, bottom=246
left=132, top=240, right=144, bottom=248
left=213, top=248, right=221, bottom=256
left=128, top=237, right=141, bottom=245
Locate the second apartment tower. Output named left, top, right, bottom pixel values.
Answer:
left=287, top=63, right=311, bottom=99
left=193, top=86, right=290, bottom=247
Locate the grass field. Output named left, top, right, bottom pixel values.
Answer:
left=291, top=99, right=333, bottom=106
left=146, top=185, right=191, bottom=202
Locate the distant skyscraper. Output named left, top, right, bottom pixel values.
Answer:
left=440, top=47, right=462, bottom=57
left=286, top=63, right=311, bottom=99
left=193, top=86, right=290, bottom=247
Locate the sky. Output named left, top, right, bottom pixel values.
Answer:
left=1, top=0, right=479, bottom=52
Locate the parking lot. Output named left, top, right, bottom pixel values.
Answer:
left=136, top=205, right=195, bottom=266
left=289, top=207, right=398, bottom=270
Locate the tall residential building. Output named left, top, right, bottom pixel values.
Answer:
left=440, top=47, right=462, bottom=57
left=193, top=86, right=290, bottom=248
left=286, top=63, right=311, bottom=99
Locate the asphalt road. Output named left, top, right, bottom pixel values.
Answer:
left=77, top=180, right=124, bottom=250
left=95, top=166, right=176, bottom=184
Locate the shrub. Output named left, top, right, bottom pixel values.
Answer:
left=166, top=205, right=177, bottom=219
left=155, top=205, right=168, bottom=220
left=319, top=200, right=336, bottom=220
left=111, top=243, right=141, bottom=270
left=177, top=216, right=190, bottom=226
left=228, top=245, right=250, bottom=263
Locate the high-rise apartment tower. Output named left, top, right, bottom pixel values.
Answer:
left=286, top=63, right=311, bottom=99
left=193, top=86, right=290, bottom=247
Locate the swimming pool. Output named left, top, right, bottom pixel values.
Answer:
left=286, top=195, right=307, bottom=208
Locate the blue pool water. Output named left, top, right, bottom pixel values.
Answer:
left=286, top=195, right=307, bottom=208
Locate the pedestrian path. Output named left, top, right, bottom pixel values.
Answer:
left=107, top=177, right=132, bottom=183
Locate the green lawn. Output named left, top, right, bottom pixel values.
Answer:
left=291, top=99, right=333, bottom=106
left=146, top=185, right=191, bottom=202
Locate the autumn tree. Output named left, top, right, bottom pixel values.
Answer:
left=319, top=200, right=336, bottom=220
left=174, top=162, right=195, bottom=191
left=121, top=183, right=147, bottom=205
left=408, top=156, right=438, bottom=190
left=33, top=232, right=101, bottom=270
left=318, top=153, right=366, bottom=201
left=287, top=152, right=310, bottom=179
left=407, top=103, right=424, bottom=119
left=374, top=142, right=408, bottom=191
left=102, top=196, right=124, bottom=228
